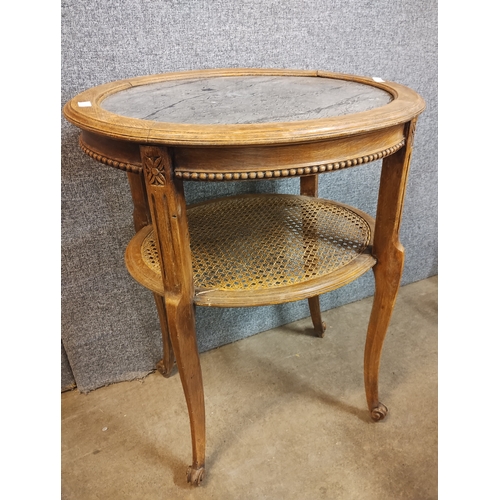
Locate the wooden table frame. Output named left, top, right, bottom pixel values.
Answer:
left=64, top=68, right=425, bottom=486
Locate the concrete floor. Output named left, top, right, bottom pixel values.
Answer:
left=62, top=276, right=437, bottom=499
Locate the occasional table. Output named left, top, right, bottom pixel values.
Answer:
left=63, top=68, right=425, bottom=485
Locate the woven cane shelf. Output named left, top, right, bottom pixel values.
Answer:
left=125, top=194, right=376, bottom=307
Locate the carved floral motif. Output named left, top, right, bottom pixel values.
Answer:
left=144, top=155, right=166, bottom=186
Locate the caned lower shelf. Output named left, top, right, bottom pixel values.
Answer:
left=125, top=194, right=376, bottom=307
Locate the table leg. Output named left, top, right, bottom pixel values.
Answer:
left=364, top=119, right=417, bottom=421
left=140, top=145, right=206, bottom=485
left=300, top=175, right=326, bottom=337
left=127, top=171, right=175, bottom=377
left=152, top=293, right=175, bottom=377
left=126, top=171, right=151, bottom=231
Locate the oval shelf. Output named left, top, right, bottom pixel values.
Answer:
left=125, top=194, right=376, bottom=307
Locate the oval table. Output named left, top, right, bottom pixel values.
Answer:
left=63, top=68, right=425, bottom=486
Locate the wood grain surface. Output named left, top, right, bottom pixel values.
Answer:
left=63, top=68, right=426, bottom=485
left=63, top=68, right=425, bottom=146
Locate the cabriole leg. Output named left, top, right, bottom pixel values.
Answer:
left=166, top=299, right=205, bottom=485
left=364, top=119, right=417, bottom=421
left=153, top=293, right=175, bottom=377
left=140, top=145, right=206, bottom=485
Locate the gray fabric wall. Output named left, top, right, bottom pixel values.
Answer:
left=61, top=0, right=438, bottom=392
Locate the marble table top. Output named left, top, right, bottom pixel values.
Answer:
left=101, top=76, right=392, bottom=125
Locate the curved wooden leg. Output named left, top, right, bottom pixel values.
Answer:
left=301, top=174, right=327, bottom=337
left=364, top=119, right=417, bottom=421
left=126, top=171, right=176, bottom=377
left=165, top=300, right=205, bottom=485
left=140, top=145, right=206, bottom=485
left=153, top=293, right=175, bottom=377
left=308, top=296, right=326, bottom=337
left=364, top=248, right=403, bottom=421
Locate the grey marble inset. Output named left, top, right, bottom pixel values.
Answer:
left=101, top=76, right=392, bottom=125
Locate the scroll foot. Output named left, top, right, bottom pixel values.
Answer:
left=187, top=465, right=205, bottom=486
left=156, top=359, right=174, bottom=378
left=370, top=402, right=388, bottom=422
left=316, top=321, right=327, bottom=338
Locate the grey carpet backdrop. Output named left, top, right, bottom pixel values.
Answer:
left=61, top=0, right=438, bottom=392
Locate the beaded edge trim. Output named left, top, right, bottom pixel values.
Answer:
left=78, top=136, right=142, bottom=174
left=174, top=140, right=406, bottom=181
left=78, top=136, right=405, bottom=179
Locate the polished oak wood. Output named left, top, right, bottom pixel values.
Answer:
left=63, top=68, right=425, bottom=486
left=140, top=145, right=205, bottom=483
left=64, top=68, right=424, bottom=146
